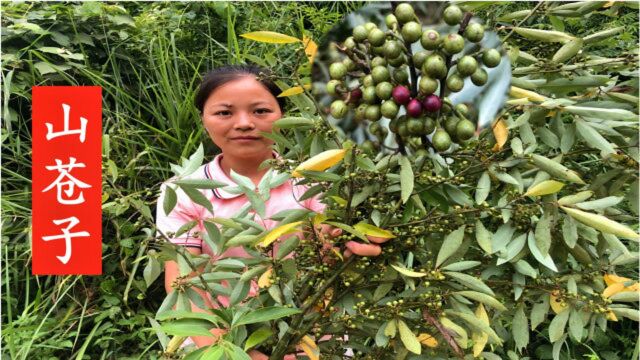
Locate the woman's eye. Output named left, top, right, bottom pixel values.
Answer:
left=215, top=110, right=231, bottom=116
left=255, top=108, right=273, bottom=115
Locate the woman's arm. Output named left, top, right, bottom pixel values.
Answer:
left=164, top=247, right=226, bottom=348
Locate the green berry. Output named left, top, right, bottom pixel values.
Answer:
left=423, top=53, right=447, bottom=79
left=384, top=41, right=403, bottom=59
left=443, top=33, right=465, bottom=55
left=354, top=103, right=368, bottom=121
left=371, top=65, right=391, bottom=83
left=444, top=116, right=459, bottom=135
left=329, top=62, right=347, bottom=80
left=363, top=74, right=374, bottom=87
left=393, top=66, right=410, bottom=84
left=395, top=3, right=415, bottom=23
left=388, top=54, right=406, bottom=67
left=368, top=28, right=386, bottom=47
left=464, top=23, right=485, bottom=43
left=365, top=105, right=381, bottom=121
left=482, top=49, right=501, bottom=68
left=381, top=100, right=399, bottom=118
left=364, top=22, right=377, bottom=32
left=412, top=50, right=429, bottom=68
left=407, top=117, right=424, bottom=135
left=326, top=79, right=342, bottom=97
left=371, top=56, right=387, bottom=68
left=375, top=82, right=393, bottom=100
left=470, top=68, right=488, bottom=86
left=443, top=5, right=463, bottom=26
left=343, top=57, right=356, bottom=71
left=419, top=76, right=438, bottom=95
left=432, top=129, right=452, bottom=151
left=363, top=86, right=378, bottom=104
left=401, top=21, right=422, bottom=43
left=397, top=121, right=409, bottom=137
left=330, top=100, right=348, bottom=119
left=446, top=73, right=464, bottom=92
left=420, top=29, right=441, bottom=50
left=423, top=117, right=436, bottom=134
left=454, top=103, right=469, bottom=117
left=385, top=14, right=398, bottom=29
left=344, top=36, right=356, bottom=50
left=456, top=119, right=475, bottom=140
left=353, top=25, right=368, bottom=42
left=456, top=55, right=478, bottom=77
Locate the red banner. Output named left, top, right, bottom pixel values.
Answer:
left=32, top=86, right=102, bottom=275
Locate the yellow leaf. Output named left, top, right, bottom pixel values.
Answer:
left=240, top=31, right=301, bottom=44
left=509, top=86, right=548, bottom=102
left=390, top=264, right=427, bottom=277
left=259, top=221, right=303, bottom=247
left=472, top=304, right=489, bottom=357
left=550, top=291, right=568, bottom=314
left=417, top=333, right=438, bottom=348
left=293, top=149, right=348, bottom=177
left=604, top=273, right=632, bottom=286
left=278, top=86, right=305, bottom=97
left=298, top=335, right=320, bottom=360
left=258, top=267, right=272, bottom=288
left=330, top=196, right=347, bottom=206
left=303, top=36, right=318, bottom=64
left=525, top=180, right=565, bottom=197
left=353, top=222, right=395, bottom=239
left=331, top=247, right=343, bottom=261
left=561, top=206, right=640, bottom=240
left=506, top=98, right=532, bottom=106
left=313, top=213, right=328, bottom=227
left=492, top=118, right=508, bottom=150
left=603, top=282, right=626, bottom=298
left=606, top=310, right=618, bottom=321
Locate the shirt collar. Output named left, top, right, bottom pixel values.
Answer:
left=205, top=151, right=282, bottom=199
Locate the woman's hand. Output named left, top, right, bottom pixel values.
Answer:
left=248, top=350, right=297, bottom=360
left=317, top=224, right=392, bottom=258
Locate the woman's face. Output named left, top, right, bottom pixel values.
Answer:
left=201, top=76, right=282, bottom=160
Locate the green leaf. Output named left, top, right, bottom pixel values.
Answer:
left=475, top=220, right=493, bottom=255
left=445, top=310, right=502, bottom=344
left=229, top=280, right=251, bottom=306
left=173, top=220, right=198, bottom=239
left=397, top=319, right=421, bottom=355
left=180, top=185, right=214, bottom=215
left=234, top=307, right=301, bottom=327
left=531, top=154, right=584, bottom=184
left=143, top=255, right=161, bottom=287
left=442, top=261, right=481, bottom=272
left=575, top=196, right=624, bottom=210
left=611, top=307, right=640, bottom=321
left=244, top=327, right=274, bottom=351
left=325, top=221, right=368, bottom=241
left=245, top=190, right=266, bottom=218
left=162, top=185, right=178, bottom=216
left=172, top=178, right=227, bottom=189
left=156, top=291, right=178, bottom=318
left=156, top=310, right=222, bottom=324
left=203, top=220, right=222, bottom=255
left=161, top=319, right=213, bottom=337
left=200, top=346, right=224, bottom=360
left=562, top=215, right=578, bottom=248
left=229, top=169, right=255, bottom=190
left=444, top=271, right=495, bottom=296
left=297, top=170, right=342, bottom=182
left=455, top=291, right=507, bottom=311
left=548, top=309, right=570, bottom=342
left=436, top=225, right=466, bottom=268
left=575, top=119, right=616, bottom=155
left=513, top=304, right=529, bottom=351
left=527, top=231, right=558, bottom=272
left=535, top=213, right=552, bottom=256
left=399, top=156, right=414, bottom=204
left=276, top=236, right=300, bottom=260
left=274, top=117, right=314, bottom=129
left=565, top=105, right=637, bottom=121
left=568, top=308, right=583, bottom=342
left=531, top=297, right=549, bottom=331
left=514, top=260, right=538, bottom=279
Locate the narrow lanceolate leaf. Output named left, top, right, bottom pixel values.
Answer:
left=455, top=291, right=507, bottom=311
left=292, top=149, right=347, bottom=177
left=384, top=319, right=397, bottom=338
left=445, top=310, right=502, bottom=344
left=531, top=154, right=585, bottom=184
left=513, top=304, right=529, bottom=351
left=509, top=86, right=548, bottom=102
left=551, top=37, right=583, bottom=63
left=564, top=105, right=638, bottom=121
left=475, top=171, right=491, bottom=205
left=397, top=319, right=421, bottom=355
left=354, top=222, right=395, bottom=239
left=574, top=196, right=623, bottom=210
left=436, top=225, right=466, bottom=268
left=525, top=180, right=565, bottom=197
left=274, top=117, right=315, bottom=129
left=558, top=190, right=593, bottom=206
left=162, top=319, right=214, bottom=337
left=528, top=231, right=558, bottom=272
left=259, top=221, right=303, bottom=247
left=234, top=307, right=301, bottom=326
left=535, top=213, right=552, bottom=256
left=561, top=206, right=640, bottom=240
left=575, top=119, right=616, bottom=155
left=548, top=309, right=570, bottom=342
left=513, top=27, right=575, bottom=43
left=399, top=155, right=414, bottom=203
left=277, top=86, right=305, bottom=97
left=180, top=186, right=214, bottom=215
left=240, top=31, right=301, bottom=44
left=445, top=271, right=495, bottom=296
left=531, top=297, right=550, bottom=330
left=492, top=118, right=509, bottom=150
left=163, top=185, right=178, bottom=215
left=391, top=264, right=427, bottom=277
left=472, top=304, right=489, bottom=357
left=475, top=220, right=493, bottom=255
left=298, top=335, right=320, bottom=360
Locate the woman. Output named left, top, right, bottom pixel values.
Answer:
left=157, top=65, right=387, bottom=359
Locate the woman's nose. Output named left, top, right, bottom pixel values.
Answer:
left=233, top=112, right=255, bottom=130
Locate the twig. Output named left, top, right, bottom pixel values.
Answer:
left=423, top=309, right=465, bottom=359
left=500, top=1, right=545, bottom=45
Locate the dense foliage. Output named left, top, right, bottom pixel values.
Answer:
left=2, top=1, right=638, bottom=360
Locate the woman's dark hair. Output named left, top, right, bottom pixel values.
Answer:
left=194, top=64, right=285, bottom=113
